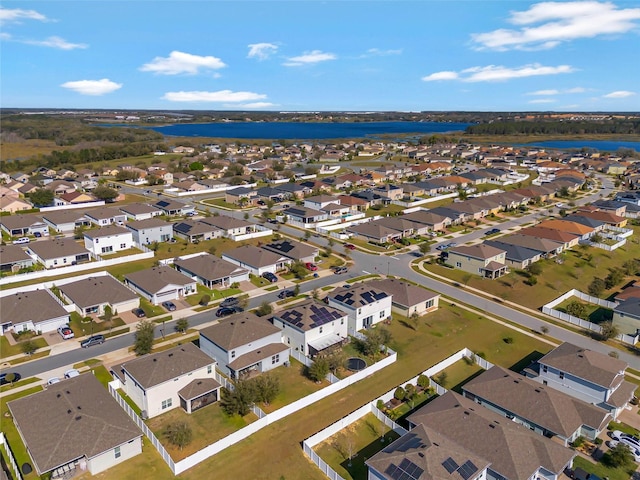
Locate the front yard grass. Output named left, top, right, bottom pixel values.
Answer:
left=146, top=403, right=258, bottom=461
left=68, top=312, right=126, bottom=337
left=250, top=275, right=272, bottom=288
left=0, top=335, right=48, bottom=359
left=140, top=298, right=165, bottom=317
left=572, top=455, right=635, bottom=480
left=314, top=413, right=400, bottom=480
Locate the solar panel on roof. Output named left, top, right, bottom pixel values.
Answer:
left=457, top=460, right=477, bottom=480
left=442, top=457, right=459, bottom=474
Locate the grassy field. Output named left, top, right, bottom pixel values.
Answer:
left=425, top=229, right=640, bottom=310
left=0, top=138, right=67, bottom=161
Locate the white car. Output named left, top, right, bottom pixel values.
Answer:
left=47, top=377, right=61, bottom=386
left=57, top=325, right=75, bottom=340
left=64, top=369, right=80, bottom=379
left=12, top=237, right=30, bottom=245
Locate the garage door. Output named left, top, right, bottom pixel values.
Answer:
left=156, top=290, right=177, bottom=300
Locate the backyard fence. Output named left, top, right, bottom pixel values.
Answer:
left=0, top=432, right=22, bottom=480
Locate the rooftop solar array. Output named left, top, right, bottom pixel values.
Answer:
left=334, top=288, right=387, bottom=306
left=441, top=457, right=478, bottom=479
left=279, top=304, right=344, bottom=329
left=383, top=433, right=426, bottom=453
left=384, top=458, right=424, bottom=480
left=267, top=241, right=294, bottom=254
left=442, top=457, right=459, bottom=474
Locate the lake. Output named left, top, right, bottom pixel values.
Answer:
left=144, top=121, right=473, bottom=140
left=521, top=140, right=640, bottom=152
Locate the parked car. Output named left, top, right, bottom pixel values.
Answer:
left=345, top=243, right=356, bottom=250
left=333, top=266, right=348, bottom=275
left=611, top=431, right=640, bottom=446
left=47, top=377, right=61, bottom=386
left=64, top=369, right=80, bottom=379
left=278, top=290, right=295, bottom=299
left=484, top=228, right=500, bottom=235
left=34, top=231, right=42, bottom=238
left=216, top=306, right=243, bottom=318
left=57, top=325, right=75, bottom=340
left=305, top=262, right=318, bottom=271
left=262, top=272, right=278, bottom=283
left=80, top=334, right=105, bottom=348
left=220, top=297, right=240, bottom=308
left=12, top=237, right=30, bottom=245
left=132, top=308, right=146, bottom=318
left=448, top=242, right=458, bottom=248
left=161, top=301, right=177, bottom=311
left=608, top=439, right=640, bottom=462
left=0, top=372, right=21, bottom=385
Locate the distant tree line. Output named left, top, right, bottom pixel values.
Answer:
left=465, top=120, right=640, bottom=136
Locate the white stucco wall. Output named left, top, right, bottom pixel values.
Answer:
left=86, top=437, right=143, bottom=475
left=84, top=232, right=133, bottom=255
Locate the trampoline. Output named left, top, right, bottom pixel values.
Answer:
left=347, top=357, right=367, bottom=371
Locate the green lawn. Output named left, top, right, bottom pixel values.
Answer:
left=146, top=402, right=258, bottom=461
left=201, top=198, right=244, bottom=210
left=432, top=359, right=484, bottom=393
left=139, top=297, right=166, bottom=317
left=555, top=297, right=614, bottom=324
left=68, top=312, right=126, bottom=337
left=0, top=335, right=48, bottom=359
left=99, top=247, right=143, bottom=259
left=250, top=275, right=272, bottom=288
left=314, top=413, right=400, bottom=480
left=0, top=376, right=40, bottom=393
left=572, top=455, right=636, bottom=480
left=185, top=284, right=243, bottom=306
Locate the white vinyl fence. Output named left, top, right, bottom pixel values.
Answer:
left=0, top=432, right=22, bottom=480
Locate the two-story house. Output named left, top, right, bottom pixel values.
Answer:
left=446, top=244, right=508, bottom=279
left=83, top=225, right=133, bottom=256
left=126, top=218, right=174, bottom=245
left=327, top=285, right=392, bottom=335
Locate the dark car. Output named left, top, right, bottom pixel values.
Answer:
left=162, top=301, right=177, bottom=311
left=484, top=228, right=500, bottom=235
left=262, top=272, right=278, bottom=283
left=81, top=335, right=105, bottom=348
left=216, top=306, right=243, bottom=317
left=333, top=266, right=348, bottom=275
left=345, top=243, right=356, bottom=250
left=132, top=308, right=146, bottom=318
left=0, top=372, right=22, bottom=385
left=220, top=297, right=240, bottom=308
left=278, top=290, right=295, bottom=299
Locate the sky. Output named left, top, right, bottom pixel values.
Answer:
left=1, top=1, right=639, bottom=112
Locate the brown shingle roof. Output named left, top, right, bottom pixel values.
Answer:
left=223, top=245, right=285, bottom=269
left=0, top=289, right=68, bottom=325
left=174, top=253, right=248, bottom=282
left=228, top=343, right=289, bottom=370
left=7, top=374, right=141, bottom=474
left=178, top=378, right=221, bottom=401
left=124, top=266, right=195, bottom=294
left=0, top=244, right=33, bottom=265
left=58, top=275, right=138, bottom=309
left=27, top=237, right=88, bottom=259
left=368, top=278, right=438, bottom=309
left=200, top=312, right=281, bottom=350
left=449, top=244, right=505, bottom=260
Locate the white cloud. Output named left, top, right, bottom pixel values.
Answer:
left=421, top=71, right=459, bottom=81
left=471, top=1, right=640, bottom=51
left=61, top=79, right=122, bottom=96
left=247, top=43, right=278, bottom=60
left=529, top=98, right=556, bottom=103
left=603, top=90, right=636, bottom=98
left=528, top=89, right=560, bottom=95
left=527, top=87, right=587, bottom=95
left=565, top=87, right=587, bottom=93
left=228, top=102, right=277, bottom=109
left=24, top=36, right=87, bottom=50
left=0, top=7, right=49, bottom=25
left=0, top=32, right=11, bottom=40
left=361, top=48, right=402, bottom=57
left=423, top=64, right=574, bottom=83
left=162, top=90, right=267, bottom=102
left=140, top=51, right=226, bottom=75
left=283, top=50, right=336, bottom=66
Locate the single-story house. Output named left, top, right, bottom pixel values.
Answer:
left=446, top=244, right=508, bottom=279
left=283, top=206, right=328, bottom=226
left=8, top=374, right=142, bottom=476
left=58, top=275, right=139, bottom=316
left=0, top=196, right=32, bottom=213
left=328, top=284, right=392, bottom=335
left=27, top=238, right=91, bottom=268
left=83, top=225, right=133, bottom=256
left=173, top=219, right=221, bottom=243
left=42, top=210, right=92, bottom=233
left=119, top=203, right=163, bottom=221
left=85, top=207, right=128, bottom=227
left=261, top=239, right=319, bottom=264
left=111, top=343, right=220, bottom=418
left=222, top=245, right=291, bottom=276
left=126, top=218, right=174, bottom=245
left=483, top=240, right=542, bottom=270
left=496, top=234, right=564, bottom=257
left=174, top=253, right=250, bottom=288
left=0, top=289, right=70, bottom=334
left=518, top=226, right=580, bottom=250
left=536, top=219, right=595, bottom=241
left=124, top=266, right=197, bottom=304
left=225, top=187, right=258, bottom=205
left=304, top=194, right=341, bottom=211
left=200, top=215, right=257, bottom=238
left=199, top=312, right=290, bottom=379
left=368, top=278, right=439, bottom=317
left=271, top=300, right=349, bottom=357
left=401, top=210, right=452, bottom=232
left=0, top=214, right=49, bottom=237
left=153, top=200, right=195, bottom=216
left=0, top=244, right=35, bottom=272
left=346, top=222, right=403, bottom=244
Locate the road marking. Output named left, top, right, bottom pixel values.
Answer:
left=362, top=270, right=370, bottom=274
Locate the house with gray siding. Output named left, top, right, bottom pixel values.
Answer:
left=126, top=218, right=174, bottom=244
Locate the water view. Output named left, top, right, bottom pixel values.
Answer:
left=522, top=140, right=640, bottom=152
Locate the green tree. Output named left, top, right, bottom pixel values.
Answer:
left=220, top=381, right=255, bottom=417
left=622, top=259, right=640, bottom=276
left=588, top=277, right=606, bottom=297
left=3, top=372, right=17, bottom=384
left=605, top=268, right=624, bottom=289
left=604, top=442, right=635, bottom=469
left=565, top=301, right=588, bottom=319
left=29, top=188, right=54, bottom=207
left=189, top=161, right=204, bottom=171
left=435, top=371, right=448, bottom=387
left=526, top=262, right=542, bottom=276
left=418, top=242, right=431, bottom=256
left=199, top=294, right=211, bottom=306
left=307, top=357, right=329, bottom=382
left=255, top=301, right=273, bottom=317
left=599, top=322, right=619, bottom=340
left=176, top=318, right=189, bottom=334
left=293, top=284, right=301, bottom=296
left=417, top=374, right=430, bottom=390
left=165, top=421, right=193, bottom=450
left=133, top=319, right=155, bottom=356
left=21, top=340, right=37, bottom=355
left=253, top=374, right=280, bottom=405
left=288, top=261, right=308, bottom=280
left=393, top=386, right=406, bottom=401
left=93, top=185, right=118, bottom=202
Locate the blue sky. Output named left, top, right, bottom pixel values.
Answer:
left=1, top=1, right=639, bottom=111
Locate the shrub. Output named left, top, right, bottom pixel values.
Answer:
left=588, top=277, right=606, bottom=297
left=394, top=387, right=406, bottom=402
left=165, top=421, right=193, bottom=450
left=307, top=357, right=329, bottom=382
left=199, top=294, right=211, bottom=306
left=255, top=301, right=273, bottom=317
left=526, top=275, right=537, bottom=286
left=175, top=318, right=188, bottom=333
left=417, top=374, right=430, bottom=390
left=21, top=340, right=37, bottom=355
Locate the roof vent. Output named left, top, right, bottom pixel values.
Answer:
left=77, top=406, right=81, bottom=410
left=513, top=380, right=519, bottom=384
left=489, top=424, right=495, bottom=429
left=577, top=354, right=583, bottom=358
left=75, top=416, right=82, bottom=421
left=463, top=411, right=470, bottom=416
left=168, top=353, right=173, bottom=357
left=66, top=390, right=70, bottom=394
left=535, top=388, right=541, bottom=393
left=153, top=358, right=157, bottom=362
left=418, top=452, right=425, bottom=458
left=57, top=394, right=61, bottom=398
left=67, top=409, right=72, bottom=414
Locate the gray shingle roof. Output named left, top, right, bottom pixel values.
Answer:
left=0, top=244, right=33, bottom=265
left=124, top=266, right=195, bottom=294
left=174, top=253, right=248, bottom=282
left=223, top=245, right=285, bottom=268
left=58, top=275, right=138, bottom=309
left=0, top=289, right=68, bottom=325
left=273, top=300, right=347, bottom=332
left=368, top=278, right=438, bottom=309
left=262, top=239, right=318, bottom=261
left=200, top=312, right=281, bottom=350
left=83, top=225, right=130, bottom=239
left=27, top=238, right=88, bottom=259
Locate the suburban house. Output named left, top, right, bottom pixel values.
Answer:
left=496, top=234, right=564, bottom=257
left=401, top=210, right=451, bottom=232
left=44, top=180, right=76, bottom=195
left=271, top=300, right=349, bottom=357
left=518, top=226, right=580, bottom=250
left=347, top=222, right=403, bottom=244
left=612, top=298, right=640, bottom=336
left=368, top=278, right=439, bottom=317
left=0, top=195, right=32, bottom=213
left=111, top=343, right=220, bottom=418
left=153, top=199, right=195, bottom=216
left=527, top=342, right=636, bottom=419
left=42, top=210, right=92, bottom=233
left=462, top=365, right=611, bottom=446
left=126, top=218, right=174, bottom=245
left=119, top=203, right=163, bottom=221
left=446, top=244, right=508, bottom=279
left=200, top=215, right=260, bottom=239
left=27, top=238, right=91, bottom=268
left=174, top=253, right=250, bottom=288
left=225, top=187, right=258, bottom=205
left=0, top=289, right=70, bottom=334
left=483, top=240, right=542, bottom=270
left=173, top=219, right=222, bottom=243
left=274, top=182, right=308, bottom=199
left=0, top=244, right=35, bottom=273
left=222, top=245, right=291, bottom=276
left=199, top=312, right=290, bottom=379
left=283, top=206, right=328, bottom=227
left=393, top=391, right=576, bottom=480
left=536, top=219, right=595, bottom=241
left=0, top=214, right=49, bottom=237
left=338, top=195, right=369, bottom=213
left=124, top=266, right=197, bottom=304
left=327, top=284, right=392, bottom=334
left=574, top=209, right=628, bottom=228
left=85, top=207, right=128, bottom=227
left=58, top=275, right=139, bottom=316
left=304, top=194, right=340, bottom=211
left=8, top=374, right=142, bottom=477
left=83, top=226, right=133, bottom=256
left=261, top=239, right=319, bottom=264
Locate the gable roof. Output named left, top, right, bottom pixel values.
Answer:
left=124, top=266, right=195, bottom=294
left=199, top=312, right=281, bottom=350
left=330, top=284, right=390, bottom=308
left=0, top=289, right=68, bottom=325
left=273, top=300, right=347, bottom=332
left=0, top=214, right=45, bottom=230
left=119, top=203, right=162, bottom=216
left=116, top=343, right=214, bottom=390
left=58, top=275, right=138, bottom=309
left=126, top=217, right=172, bottom=230
left=496, top=234, right=563, bottom=253
left=7, top=374, right=141, bottom=475
left=174, top=253, right=248, bottom=281
left=262, top=239, right=318, bottom=261
left=200, top=215, right=252, bottom=231
left=536, top=219, right=594, bottom=236
left=83, top=225, right=131, bottom=239
left=517, top=226, right=579, bottom=243
left=368, top=278, right=439, bottom=308
left=483, top=240, right=541, bottom=263
left=27, top=237, right=88, bottom=259
left=173, top=220, right=218, bottom=236
left=223, top=245, right=286, bottom=268
left=408, top=391, right=575, bottom=480
left=0, top=244, right=34, bottom=265
left=85, top=207, right=124, bottom=221
left=448, top=244, right=505, bottom=260
left=463, top=366, right=611, bottom=439
left=539, top=342, right=626, bottom=388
